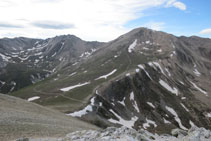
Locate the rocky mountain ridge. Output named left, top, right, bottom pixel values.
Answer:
left=0, top=35, right=104, bottom=93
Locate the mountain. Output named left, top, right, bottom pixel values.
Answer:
left=0, top=35, right=104, bottom=93
left=1, top=27, right=211, bottom=134
left=76, top=29, right=211, bottom=133
left=0, top=93, right=98, bottom=141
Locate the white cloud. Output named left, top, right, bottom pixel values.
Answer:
left=200, top=28, right=211, bottom=35
left=166, top=0, right=186, bottom=11
left=143, top=22, right=165, bottom=31
left=31, top=21, right=75, bottom=29
left=0, top=0, right=14, bottom=7
left=0, top=0, right=186, bottom=41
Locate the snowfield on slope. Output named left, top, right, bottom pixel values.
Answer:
left=95, top=69, right=117, bottom=80
left=143, top=118, right=157, bottom=129
left=27, top=96, right=40, bottom=102
left=128, top=39, right=137, bottom=53
left=159, top=79, right=178, bottom=95
left=60, top=82, right=90, bottom=92
left=0, top=53, right=11, bottom=62
left=130, top=92, right=140, bottom=113
left=138, top=64, right=152, bottom=80
left=108, top=109, right=138, bottom=129
left=189, top=80, right=207, bottom=96
left=165, top=106, right=187, bottom=130
left=147, top=102, right=155, bottom=108
left=193, top=68, right=201, bottom=76
left=68, top=97, right=95, bottom=117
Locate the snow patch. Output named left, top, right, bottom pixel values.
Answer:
left=18, top=56, right=30, bottom=62
left=72, top=62, right=78, bottom=66
left=9, top=81, right=16, bottom=92
left=95, top=69, right=117, bottom=80
left=51, top=52, right=57, bottom=57
left=108, top=109, right=138, bottom=129
left=28, top=96, right=40, bottom=102
left=179, top=81, right=184, bottom=85
left=118, top=97, right=126, bottom=106
left=0, top=80, right=5, bottom=85
left=143, top=47, right=149, bottom=50
left=34, top=59, right=39, bottom=64
left=60, top=82, right=90, bottom=92
left=133, top=101, right=140, bottom=113
left=193, top=68, right=201, bottom=77
left=129, top=92, right=140, bottom=112
left=68, top=72, right=77, bottom=77
left=143, top=118, right=157, bottom=129
left=165, top=106, right=187, bottom=130
left=159, top=79, right=178, bottom=95
left=206, top=113, right=211, bottom=118
left=180, top=103, right=189, bottom=112
left=34, top=52, right=42, bottom=56
left=128, top=39, right=137, bottom=53
left=148, top=62, right=157, bottom=70
left=68, top=97, right=95, bottom=117
left=54, top=78, right=58, bottom=81
left=157, top=49, right=162, bottom=52
left=171, top=43, right=176, bottom=49
left=138, top=64, right=152, bottom=80
left=163, top=118, right=171, bottom=124
left=189, top=120, right=196, bottom=127
left=68, top=105, right=92, bottom=117
left=181, top=97, right=186, bottom=100
left=145, top=41, right=150, bottom=44
left=0, top=53, right=11, bottom=62
left=79, top=49, right=96, bottom=58
left=152, top=62, right=165, bottom=75
left=165, top=68, right=171, bottom=77
left=130, top=92, right=134, bottom=101
left=147, top=102, right=155, bottom=108
left=189, top=81, right=207, bottom=96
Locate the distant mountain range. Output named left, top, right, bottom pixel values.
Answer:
left=0, top=27, right=211, bottom=133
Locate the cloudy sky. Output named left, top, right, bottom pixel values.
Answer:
left=0, top=0, right=210, bottom=41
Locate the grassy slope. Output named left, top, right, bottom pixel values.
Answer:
left=11, top=46, right=154, bottom=113
left=0, top=94, right=99, bottom=141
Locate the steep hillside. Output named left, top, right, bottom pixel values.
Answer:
left=6, top=28, right=211, bottom=133
left=0, top=93, right=98, bottom=141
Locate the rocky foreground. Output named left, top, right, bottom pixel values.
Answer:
left=18, top=126, right=211, bottom=141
